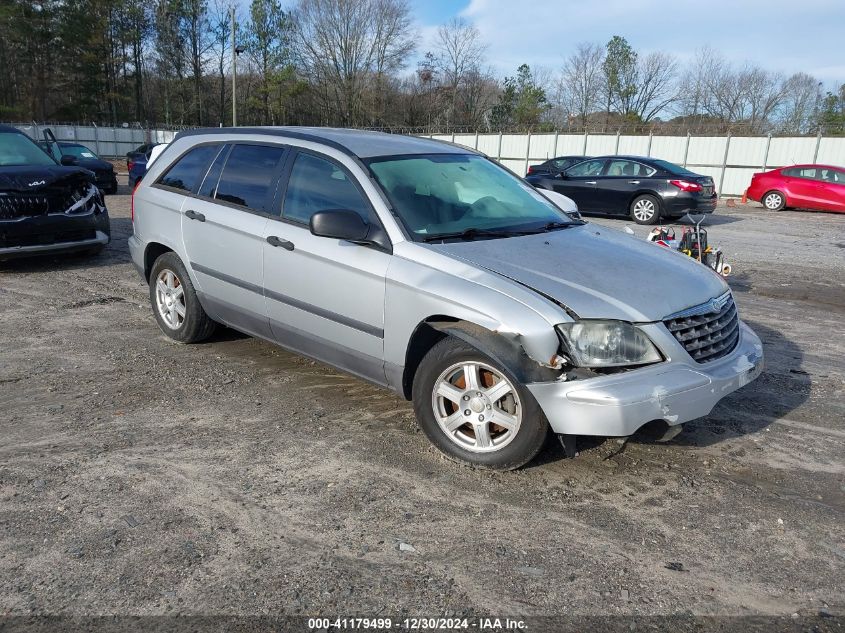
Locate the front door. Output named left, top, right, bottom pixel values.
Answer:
left=262, top=149, right=390, bottom=385
left=816, top=167, right=845, bottom=211
left=552, top=159, right=606, bottom=212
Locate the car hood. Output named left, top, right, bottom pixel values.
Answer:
left=76, top=157, right=113, bottom=172
left=425, top=224, right=728, bottom=322
left=0, top=165, right=94, bottom=192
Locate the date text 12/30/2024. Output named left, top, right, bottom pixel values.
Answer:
left=307, top=617, right=527, bottom=630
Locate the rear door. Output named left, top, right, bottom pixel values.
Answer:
left=261, top=148, right=390, bottom=384
left=553, top=159, right=606, bottom=212
left=181, top=142, right=288, bottom=339
left=593, top=159, right=658, bottom=215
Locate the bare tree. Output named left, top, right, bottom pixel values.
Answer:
left=435, top=18, right=487, bottom=89
left=292, top=0, right=415, bottom=126
left=673, top=47, right=720, bottom=122
left=777, top=72, right=822, bottom=133
left=628, top=51, right=678, bottom=122
left=559, top=42, right=604, bottom=127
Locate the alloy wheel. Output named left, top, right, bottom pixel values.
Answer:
left=155, top=269, right=186, bottom=330
left=431, top=361, right=522, bottom=453
left=633, top=198, right=656, bottom=222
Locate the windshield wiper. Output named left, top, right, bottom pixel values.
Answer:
left=538, top=220, right=582, bottom=231
left=421, top=220, right=583, bottom=243
left=421, top=227, right=535, bottom=242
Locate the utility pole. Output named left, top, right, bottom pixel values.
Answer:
left=231, top=5, right=237, bottom=127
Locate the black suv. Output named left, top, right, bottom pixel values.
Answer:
left=0, top=125, right=111, bottom=260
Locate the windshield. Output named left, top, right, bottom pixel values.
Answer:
left=367, top=153, right=574, bottom=239
left=60, top=144, right=99, bottom=159
left=0, top=132, right=57, bottom=167
left=650, top=159, right=697, bottom=177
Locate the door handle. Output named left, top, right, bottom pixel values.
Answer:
left=628, top=180, right=640, bottom=184
left=585, top=181, right=597, bottom=185
left=266, top=235, right=295, bottom=251
left=184, top=210, right=205, bottom=222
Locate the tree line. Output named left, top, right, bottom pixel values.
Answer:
left=1, top=0, right=843, bottom=135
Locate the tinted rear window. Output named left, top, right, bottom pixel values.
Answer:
left=197, top=145, right=229, bottom=198
left=214, top=144, right=287, bottom=212
left=158, top=145, right=220, bottom=192
left=650, top=159, right=697, bottom=177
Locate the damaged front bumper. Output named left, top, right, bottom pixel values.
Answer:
left=0, top=183, right=110, bottom=260
left=526, top=320, right=764, bottom=437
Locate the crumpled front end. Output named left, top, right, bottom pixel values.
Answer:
left=0, top=172, right=110, bottom=259
left=526, top=320, right=764, bottom=437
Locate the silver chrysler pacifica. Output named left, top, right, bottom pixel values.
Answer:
left=128, top=127, right=763, bottom=470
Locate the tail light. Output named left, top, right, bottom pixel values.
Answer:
left=131, top=180, right=141, bottom=223
left=128, top=160, right=135, bottom=171
left=669, top=179, right=703, bottom=193
left=527, top=165, right=538, bottom=174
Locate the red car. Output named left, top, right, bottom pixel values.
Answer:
left=747, top=164, right=845, bottom=213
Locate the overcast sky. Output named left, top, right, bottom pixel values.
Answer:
left=408, top=0, right=845, bottom=86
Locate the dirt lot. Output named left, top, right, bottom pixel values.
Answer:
left=1, top=183, right=844, bottom=627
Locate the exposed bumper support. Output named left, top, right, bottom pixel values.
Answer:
left=527, top=321, right=764, bottom=437
left=0, top=229, right=109, bottom=259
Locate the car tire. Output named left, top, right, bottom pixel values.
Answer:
left=149, top=252, right=216, bottom=343
left=762, top=190, right=786, bottom=211
left=412, top=336, right=550, bottom=470
left=630, top=194, right=661, bottom=225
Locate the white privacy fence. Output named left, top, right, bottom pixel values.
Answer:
left=9, top=123, right=177, bottom=159
left=426, top=132, right=845, bottom=197
left=8, top=123, right=845, bottom=196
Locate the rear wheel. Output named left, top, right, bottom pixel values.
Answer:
left=630, top=194, right=661, bottom=224
left=412, top=337, right=550, bottom=470
left=762, top=190, right=786, bottom=211
left=149, top=252, right=216, bottom=343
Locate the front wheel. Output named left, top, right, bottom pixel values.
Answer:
left=149, top=252, right=216, bottom=343
left=412, top=337, right=550, bottom=470
left=762, top=190, right=786, bottom=211
left=630, top=194, right=661, bottom=224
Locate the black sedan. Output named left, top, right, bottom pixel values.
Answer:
left=38, top=141, right=118, bottom=194
left=530, top=155, right=717, bottom=224
left=525, top=155, right=589, bottom=181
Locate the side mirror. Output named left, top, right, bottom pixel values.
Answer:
left=556, top=171, right=569, bottom=179
left=60, top=155, right=78, bottom=166
left=309, top=209, right=370, bottom=242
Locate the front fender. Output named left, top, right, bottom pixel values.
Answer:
left=384, top=244, right=571, bottom=380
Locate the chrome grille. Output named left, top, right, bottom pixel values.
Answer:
left=664, top=292, right=740, bottom=363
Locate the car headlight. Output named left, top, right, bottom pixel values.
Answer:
left=556, top=320, right=662, bottom=367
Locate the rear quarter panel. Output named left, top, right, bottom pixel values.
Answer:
left=132, top=140, right=195, bottom=283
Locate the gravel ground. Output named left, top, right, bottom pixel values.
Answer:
left=1, top=183, right=843, bottom=627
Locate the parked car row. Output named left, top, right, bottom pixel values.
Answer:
left=527, top=155, right=845, bottom=218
